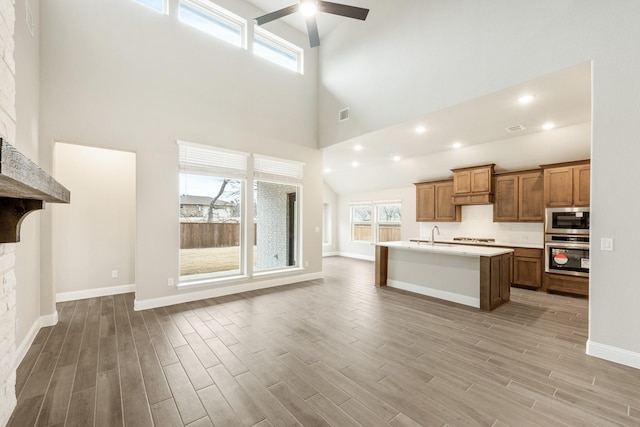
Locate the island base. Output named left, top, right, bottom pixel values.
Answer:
left=375, top=245, right=511, bottom=311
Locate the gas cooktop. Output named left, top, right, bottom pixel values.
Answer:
left=452, top=237, right=496, bottom=243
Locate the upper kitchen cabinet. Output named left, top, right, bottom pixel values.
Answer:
left=542, top=160, right=590, bottom=207
left=451, top=164, right=495, bottom=205
left=415, top=180, right=461, bottom=222
left=493, top=170, right=544, bottom=222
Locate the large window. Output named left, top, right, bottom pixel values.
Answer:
left=178, top=142, right=247, bottom=281
left=351, top=201, right=402, bottom=243
left=253, top=27, right=304, bottom=74
left=134, top=0, right=166, bottom=13
left=376, top=203, right=402, bottom=242
left=253, top=155, right=304, bottom=272
left=351, top=204, right=372, bottom=242
left=179, top=0, right=246, bottom=48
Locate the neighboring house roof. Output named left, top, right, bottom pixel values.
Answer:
left=180, top=195, right=234, bottom=206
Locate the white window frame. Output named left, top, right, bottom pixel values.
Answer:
left=253, top=154, right=305, bottom=274
left=350, top=200, right=402, bottom=243
left=253, top=26, right=304, bottom=74
left=177, top=141, right=249, bottom=286
left=374, top=201, right=402, bottom=243
left=350, top=203, right=373, bottom=243
left=179, top=0, right=247, bottom=49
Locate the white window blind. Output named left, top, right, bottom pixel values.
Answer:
left=253, top=154, right=304, bottom=184
left=178, top=141, right=248, bottom=179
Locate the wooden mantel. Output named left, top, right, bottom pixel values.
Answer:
left=0, top=139, right=70, bottom=243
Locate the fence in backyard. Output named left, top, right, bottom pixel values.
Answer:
left=353, top=224, right=401, bottom=242
left=181, top=223, right=240, bottom=249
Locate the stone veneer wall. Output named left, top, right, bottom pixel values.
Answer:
left=0, top=0, right=17, bottom=424
left=256, top=182, right=295, bottom=270
left=0, top=245, right=16, bottom=426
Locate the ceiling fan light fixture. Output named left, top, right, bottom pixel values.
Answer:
left=300, top=2, right=317, bottom=17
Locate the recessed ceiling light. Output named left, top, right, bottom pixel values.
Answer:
left=351, top=161, right=359, bottom=167
left=542, top=122, right=555, bottom=130
left=518, top=94, right=534, bottom=105
left=415, top=126, right=426, bottom=134
left=324, top=168, right=331, bottom=174
left=392, top=155, right=402, bottom=162
left=299, top=2, right=317, bottom=16
left=354, top=144, right=363, bottom=151
left=452, top=142, right=462, bottom=149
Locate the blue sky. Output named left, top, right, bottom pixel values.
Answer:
left=180, top=174, right=224, bottom=197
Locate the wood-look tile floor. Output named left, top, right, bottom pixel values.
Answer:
left=8, top=256, right=640, bottom=426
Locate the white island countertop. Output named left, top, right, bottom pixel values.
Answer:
left=377, top=241, right=513, bottom=257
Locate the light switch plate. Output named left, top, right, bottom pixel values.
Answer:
left=601, top=238, right=614, bottom=251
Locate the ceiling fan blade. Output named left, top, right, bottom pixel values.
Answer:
left=318, top=1, right=369, bottom=20
left=254, top=4, right=299, bottom=26
left=306, top=15, right=320, bottom=47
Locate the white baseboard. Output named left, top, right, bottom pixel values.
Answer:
left=134, top=272, right=323, bottom=311
left=14, top=310, right=59, bottom=369
left=322, top=252, right=340, bottom=257
left=56, top=284, right=136, bottom=303
left=337, top=252, right=374, bottom=262
left=586, top=340, right=640, bottom=370
left=387, top=279, right=480, bottom=309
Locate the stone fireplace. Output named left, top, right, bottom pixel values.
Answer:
left=0, top=140, right=69, bottom=425
left=0, top=1, right=70, bottom=424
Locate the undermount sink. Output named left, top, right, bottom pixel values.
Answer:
left=415, top=241, right=454, bottom=247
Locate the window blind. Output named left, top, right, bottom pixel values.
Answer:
left=253, top=154, right=304, bottom=185
left=178, top=141, right=248, bottom=179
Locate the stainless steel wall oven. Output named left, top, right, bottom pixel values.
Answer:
left=545, top=234, right=589, bottom=277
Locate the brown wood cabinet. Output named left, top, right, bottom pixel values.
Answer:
left=512, top=248, right=543, bottom=289
left=543, top=272, right=588, bottom=296
left=493, top=170, right=543, bottom=222
left=543, top=160, right=590, bottom=207
left=480, top=252, right=511, bottom=311
left=415, top=180, right=461, bottom=222
left=451, top=164, right=495, bottom=205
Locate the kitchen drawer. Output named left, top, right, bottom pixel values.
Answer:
left=543, top=273, right=588, bottom=296
left=514, top=247, right=543, bottom=258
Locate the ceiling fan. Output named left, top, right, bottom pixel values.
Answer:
left=254, top=1, right=369, bottom=48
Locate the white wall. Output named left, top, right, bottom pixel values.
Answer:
left=322, top=183, right=338, bottom=256
left=38, top=0, right=323, bottom=309
left=53, top=144, right=136, bottom=298
left=319, top=1, right=640, bottom=367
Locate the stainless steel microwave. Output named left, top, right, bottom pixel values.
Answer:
left=545, top=207, right=590, bottom=235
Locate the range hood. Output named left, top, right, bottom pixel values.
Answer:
left=0, top=139, right=70, bottom=243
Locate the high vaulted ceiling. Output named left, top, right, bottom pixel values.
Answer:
left=322, top=62, right=592, bottom=194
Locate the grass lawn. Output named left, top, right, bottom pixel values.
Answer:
left=179, top=246, right=241, bottom=276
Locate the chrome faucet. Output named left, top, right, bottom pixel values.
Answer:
left=431, top=225, right=440, bottom=246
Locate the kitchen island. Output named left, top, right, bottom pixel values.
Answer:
left=375, top=241, right=513, bottom=311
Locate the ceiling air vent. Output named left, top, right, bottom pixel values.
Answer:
left=506, top=124, right=526, bottom=133
left=338, top=107, right=350, bottom=122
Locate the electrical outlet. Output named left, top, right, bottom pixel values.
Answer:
left=304, top=260, right=309, bottom=267
left=601, top=237, right=614, bottom=251
left=111, top=270, right=118, bottom=279
left=168, top=277, right=174, bottom=287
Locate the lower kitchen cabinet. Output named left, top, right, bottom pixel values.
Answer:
left=512, top=248, right=543, bottom=289
left=480, top=252, right=511, bottom=311
left=543, top=272, right=589, bottom=296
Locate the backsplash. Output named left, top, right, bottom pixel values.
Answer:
left=419, top=204, right=544, bottom=245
